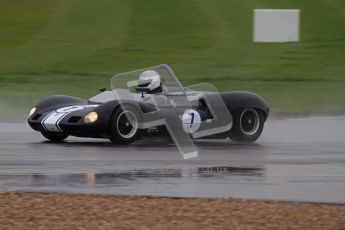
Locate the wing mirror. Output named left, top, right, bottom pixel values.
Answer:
left=136, top=87, right=150, bottom=98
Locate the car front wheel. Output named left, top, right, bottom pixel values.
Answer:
left=229, top=108, right=264, bottom=143
left=109, top=107, right=140, bottom=144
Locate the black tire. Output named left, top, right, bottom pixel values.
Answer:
left=229, top=108, right=264, bottom=143
left=41, top=130, right=69, bottom=142
left=109, top=106, right=140, bottom=144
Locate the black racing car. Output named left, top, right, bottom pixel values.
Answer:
left=28, top=64, right=269, bottom=144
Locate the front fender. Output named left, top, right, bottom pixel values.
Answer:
left=93, top=99, right=157, bottom=126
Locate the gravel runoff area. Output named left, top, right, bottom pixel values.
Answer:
left=0, top=193, right=345, bottom=229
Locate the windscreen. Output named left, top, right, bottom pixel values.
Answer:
left=111, top=64, right=185, bottom=95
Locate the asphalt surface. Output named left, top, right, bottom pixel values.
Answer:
left=0, top=116, right=345, bottom=203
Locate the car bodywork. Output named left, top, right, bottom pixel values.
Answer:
left=28, top=64, right=269, bottom=146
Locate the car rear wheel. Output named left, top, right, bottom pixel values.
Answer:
left=229, top=108, right=264, bottom=143
left=41, top=130, right=69, bottom=142
left=109, top=107, right=140, bottom=144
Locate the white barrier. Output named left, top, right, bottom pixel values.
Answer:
left=253, top=9, right=300, bottom=42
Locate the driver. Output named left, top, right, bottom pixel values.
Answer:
left=137, top=70, right=162, bottom=94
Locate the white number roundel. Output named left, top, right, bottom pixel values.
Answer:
left=56, top=105, right=98, bottom=113
left=182, top=109, right=201, bottom=134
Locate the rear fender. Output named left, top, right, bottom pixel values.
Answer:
left=221, top=91, right=269, bottom=120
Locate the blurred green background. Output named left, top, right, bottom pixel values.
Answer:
left=0, top=0, right=344, bottom=121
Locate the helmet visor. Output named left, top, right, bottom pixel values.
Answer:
left=137, top=78, right=152, bottom=87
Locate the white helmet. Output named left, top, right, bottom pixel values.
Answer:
left=137, top=70, right=162, bottom=93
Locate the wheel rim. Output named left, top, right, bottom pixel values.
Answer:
left=240, top=109, right=260, bottom=136
left=116, top=111, right=138, bottom=139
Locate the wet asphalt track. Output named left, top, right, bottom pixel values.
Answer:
left=0, top=116, right=345, bottom=203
